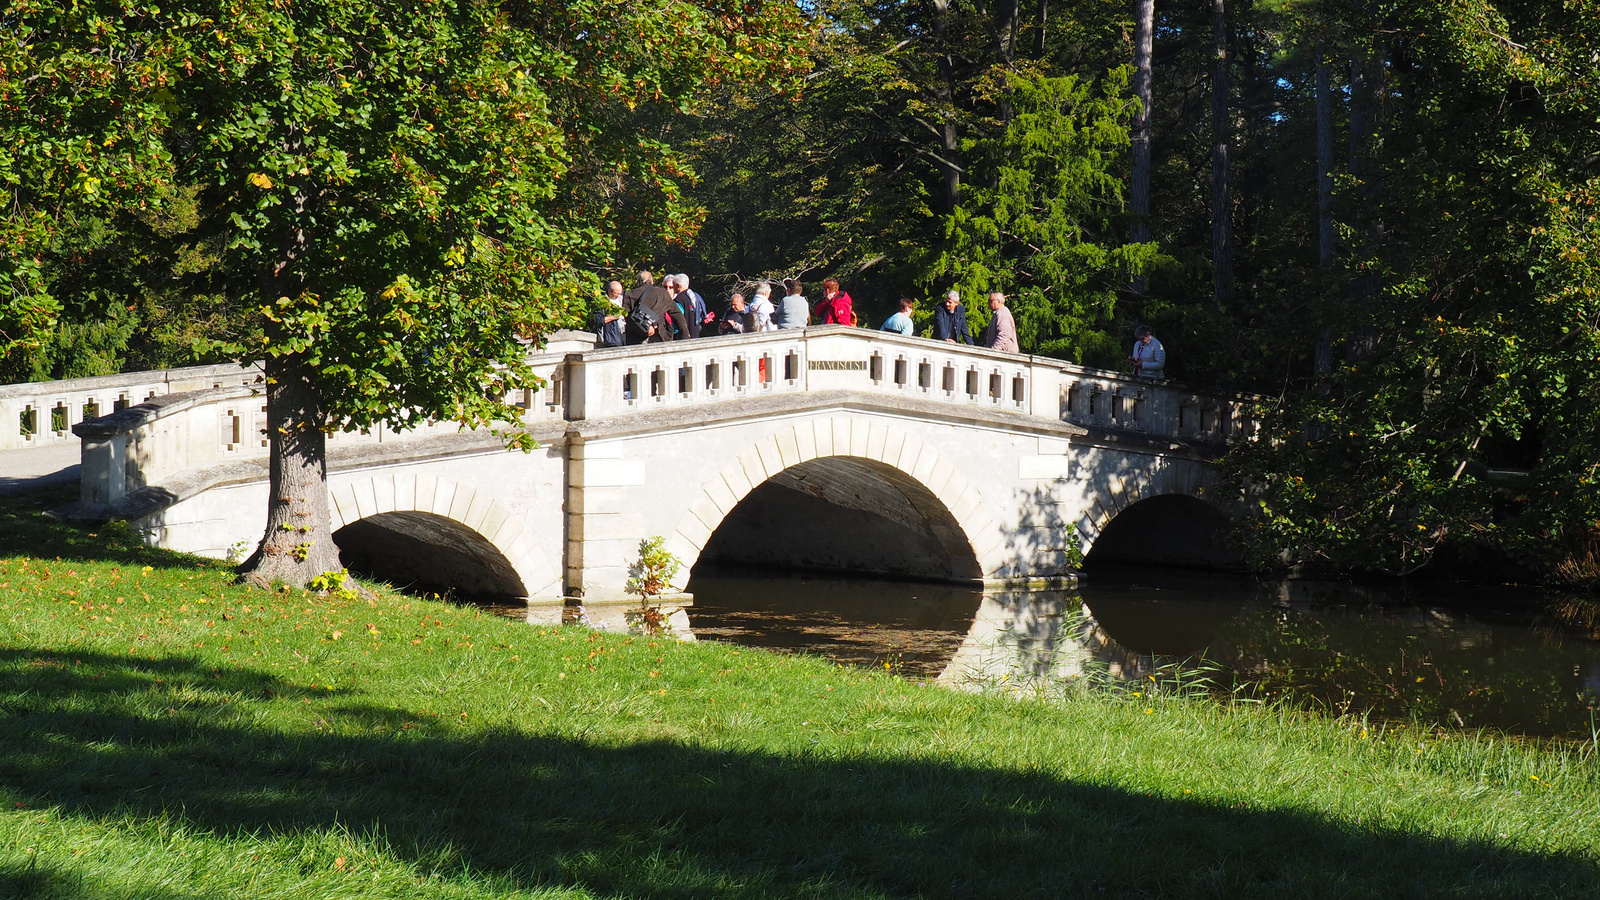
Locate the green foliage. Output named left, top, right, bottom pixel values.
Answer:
left=307, top=568, right=360, bottom=601
left=1222, top=0, right=1600, bottom=579
left=3, top=0, right=805, bottom=418
left=926, top=69, right=1158, bottom=362
left=625, top=535, right=681, bottom=601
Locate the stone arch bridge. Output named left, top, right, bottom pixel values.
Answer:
left=10, top=327, right=1256, bottom=615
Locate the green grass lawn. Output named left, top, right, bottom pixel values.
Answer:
left=1, top=486, right=1598, bottom=899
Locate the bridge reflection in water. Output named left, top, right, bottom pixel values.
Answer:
left=650, top=569, right=1600, bottom=740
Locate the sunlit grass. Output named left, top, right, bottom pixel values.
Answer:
left=1, top=485, right=1597, bottom=898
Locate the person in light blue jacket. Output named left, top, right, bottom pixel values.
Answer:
left=881, top=298, right=915, bottom=335
left=1130, top=325, right=1165, bottom=379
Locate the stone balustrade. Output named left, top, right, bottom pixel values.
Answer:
left=48, top=326, right=1254, bottom=515
left=0, top=362, right=265, bottom=452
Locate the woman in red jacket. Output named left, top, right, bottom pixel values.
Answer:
left=813, top=278, right=855, bottom=326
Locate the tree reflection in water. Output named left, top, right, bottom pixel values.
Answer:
left=687, top=566, right=1600, bottom=739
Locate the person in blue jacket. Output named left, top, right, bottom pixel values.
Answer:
left=931, top=291, right=970, bottom=344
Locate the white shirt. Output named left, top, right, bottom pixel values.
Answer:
left=749, top=295, right=777, bottom=331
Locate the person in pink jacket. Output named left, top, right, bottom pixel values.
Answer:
left=814, top=278, right=855, bottom=326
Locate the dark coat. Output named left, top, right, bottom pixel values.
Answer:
left=624, top=283, right=681, bottom=342
left=932, top=303, right=971, bottom=344
left=671, top=291, right=701, bottom=339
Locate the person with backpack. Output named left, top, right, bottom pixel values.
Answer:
left=675, top=274, right=714, bottom=336
left=622, top=270, right=684, bottom=343
left=813, top=278, right=854, bottom=326
left=748, top=282, right=777, bottom=332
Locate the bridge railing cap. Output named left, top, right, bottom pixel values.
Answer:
left=71, top=385, right=259, bottom=438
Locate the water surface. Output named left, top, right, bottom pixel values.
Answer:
left=684, top=566, right=1600, bottom=740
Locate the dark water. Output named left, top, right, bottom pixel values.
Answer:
left=684, top=566, right=1600, bottom=740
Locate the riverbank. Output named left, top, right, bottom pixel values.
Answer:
left=2, top=489, right=1598, bottom=898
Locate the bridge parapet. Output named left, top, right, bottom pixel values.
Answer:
left=1056, top=365, right=1255, bottom=444
left=565, top=327, right=1051, bottom=421
left=54, top=326, right=1255, bottom=515
left=565, top=326, right=1255, bottom=445
left=0, top=361, right=265, bottom=452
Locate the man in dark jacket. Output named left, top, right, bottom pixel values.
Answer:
left=589, top=280, right=627, bottom=347
left=666, top=275, right=701, bottom=339
left=623, top=271, right=686, bottom=343
left=932, top=290, right=971, bottom=344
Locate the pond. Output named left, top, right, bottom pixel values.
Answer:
left=684, top=565, right=1600, bottom=741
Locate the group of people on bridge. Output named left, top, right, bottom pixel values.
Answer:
left=590, top=272, right=1034, bottom=358
left=589, top=270, right=1165, bottom=379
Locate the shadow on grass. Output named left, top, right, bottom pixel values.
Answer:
left=0, top=484, right=216, bottom=572
left=0, top=652, right=1595, bottom=898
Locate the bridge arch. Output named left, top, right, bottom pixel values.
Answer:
left=1078, top=463, right=1242, bottom=570
left=667, top=416, right=1006, bottom=585
left=327, top=473, right=559, bottom=599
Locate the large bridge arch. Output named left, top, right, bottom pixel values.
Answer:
left=666, top=416, right=1007, bottom=586
left=327, top=473, right=560, bottom=599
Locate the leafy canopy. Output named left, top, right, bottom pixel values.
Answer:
left=3, top=0, right=806, bottom=432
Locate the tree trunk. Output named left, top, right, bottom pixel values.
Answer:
left=238, top=353, right=342, bottom=588
left=1209, top=0, right=1234, bottom=306
left=931, top=0, right=962, bottom=214
left=1313, top=41, right=1336, bottom=380
left=1034, top=0, right=1048, bottom=58
left=1130, top=0, right=1154, bottom=255
left=236, top=143, right=340, bottom=589
left=1315, top=45, right=1335, bottom=268
left=995, top=0, right=1020, bottom=65
left=1345, top=43, right=1383, bottom=361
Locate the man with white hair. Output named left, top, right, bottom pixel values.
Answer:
left=748, top=282, right=777, bottom=332
left=982, top=291, right=1018, bottom=353
left=931, top=290, right=970, bottom=344
left=673, top=274, right=710, bottom=338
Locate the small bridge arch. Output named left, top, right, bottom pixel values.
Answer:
left=1079, top=467, right=1242, bottom=570
left=328, top=473, right=560, bottom=599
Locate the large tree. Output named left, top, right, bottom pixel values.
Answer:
left=6, top=0, right=803, bottom=587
